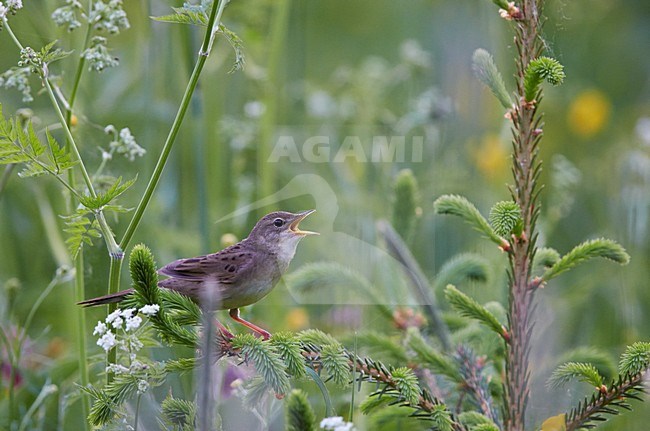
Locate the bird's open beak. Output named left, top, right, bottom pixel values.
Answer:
left=289, top=209, right=319, bottom=236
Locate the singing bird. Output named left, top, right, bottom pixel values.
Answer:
left=78, top=210, right=318, bottom=339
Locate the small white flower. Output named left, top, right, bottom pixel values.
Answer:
left=137, top=379, right=149, bottom=394
left=125, top=315, right=142, bottom=331
left=139, top=304, right=159, bottom=316
left=320, top=416, right=355, bottom=431
left=6, top=0, right=21, bottom=9
left=106, top=309, right=122, bottom=323
left=0, top=3, right=8, bottom=19
left=244, top=101, right=265, bottom=119
left=111, top=316, right=123, bottom=329
left=97, top=330, right=117, bottom=351
left=320, top=417, right=344, bottom=428
left=121, top=308, right=136, bottom=319
left=93, top=321, right=107, bottom=336
left=106, top=363, right=129, bottom=374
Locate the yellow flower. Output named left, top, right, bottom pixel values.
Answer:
left=285, top=308, right=309, bottom=331
left=568, top=89, right=611, bottom=138
left=474, top=134, right=509, bottom=180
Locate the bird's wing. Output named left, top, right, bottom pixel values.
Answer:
left=158, top=242, right=255, bottom=285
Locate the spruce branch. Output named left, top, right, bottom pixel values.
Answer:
left=434, top=195, right=509, bottom=250
left=445, top=285, right=508, bottom=341
left=472, top=48, right=512, bottom=109
left=433, top=253, right=491, bottom=292
left=547, top=362, right=604, bottom=390
left=161, top=393, right=197, bottom=430
left=377, top=220, right=452, bottom=349
left=523, top=56, right=565, bottom=102
left=407, top=328, right=462, bottom=383
left=231, top=334, right=291, bottom=397
left=286, top=389, right=317, bottom=431
left=541, top=238, right=630, bottom=283
left=618, top=342, right=650, bottom=376
left=392, top=168, right=420, bottom=242
left=489, top=201, right=523, bottom=238
left=565, top=371, right=649, bottom=431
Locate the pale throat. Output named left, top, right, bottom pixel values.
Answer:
left=274, top=235, right=303, bottom=266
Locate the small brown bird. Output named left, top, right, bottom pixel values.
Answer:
left=79, top=210, right=318, bottom=339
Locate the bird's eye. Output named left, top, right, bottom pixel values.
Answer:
left=273, top=218, right=284, bottom=227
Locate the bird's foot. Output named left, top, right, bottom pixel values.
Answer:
left=229, top=308, right=272, bottom=341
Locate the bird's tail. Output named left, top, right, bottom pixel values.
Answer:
left=77, top=288, right=134, bottom=307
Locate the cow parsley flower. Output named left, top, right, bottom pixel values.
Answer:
left=320, top=416, right=356, bottom=431
left=93, top=321, right=107, bottom=336
left=125, top=315, right=142, bottom=332
left=139, top=304, right=159, bottom=316
left=97, top=330, right=117, bottom=351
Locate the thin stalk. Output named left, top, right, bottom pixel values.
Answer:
left=61, top=8, right=94, bottom=427
left=256, top=0, right=291, bottom=208
left=504, top=1, right=544, bottom=430
left=106, top=0, right=226, bottom=379
left=119, top=0, right=225, bottom=250
left=75, top=253, right=91, bottom=425
left=134, top=393, right=141, bottom=431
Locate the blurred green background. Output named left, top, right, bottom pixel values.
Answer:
left=1, top=0, right=649, bottom=429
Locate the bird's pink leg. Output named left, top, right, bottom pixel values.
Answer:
left=229, top=308, right=271, bottom=340
left=215, top=319, right=234, bottom=340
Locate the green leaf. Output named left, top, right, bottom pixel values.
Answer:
left=472, top=48, right=512, bottom=109
left=79, top=176, right=136, bottom=210
left=45, top=129, right=77, bottom=174
left=286, top=389, right=316, bottom=431
left=444, top=285, right=506, bottom=339
left=547, top=362, right=604, bottom=389
left=40, top=40, right=73, bottom=64
left=542, top=238, right=630, bottom=282
left=220, top=24, right=246, bottom=73
left=434, top=195, right=504, bottom=246
left=152, top=7, right=208, bottom=26
left=523, top=56, right=565, bottom=102
left=618, top=341, right=650, bottom=376
left=63, top=212, right=101, bottom=259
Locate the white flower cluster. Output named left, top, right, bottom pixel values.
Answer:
left=81, top=36, right=119, bottom=72
left=0, top=0, right=22, bottom=20
left=93, top=304, right=158, bottom=352
left=104, top=125, right=145, bottom=161
left=319, top=416, right=355, bottom=431
left=51, top=0, right=83, bottom=32
left=0, top=67, right=33, bottom=102
left=89, top=0, right=130, bottom=34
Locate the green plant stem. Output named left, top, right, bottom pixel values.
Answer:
left=134, top=393, right=141, bottom=431
left=119, top=0, right=224, bottom=250
left=74, top=253, right=91, bottom=426
left=105, top=0, right=226, bottom=380
left=256, top=0, right=291, bottom=207
left=504, top=2, right=544, bottom=430
left=0, top=164, right=16, bottom=200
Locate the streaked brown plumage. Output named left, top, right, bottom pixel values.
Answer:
left=78, top=210, right=318, bottom=339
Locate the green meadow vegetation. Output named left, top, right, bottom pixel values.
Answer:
left=0, top=1, right=649, bottom=430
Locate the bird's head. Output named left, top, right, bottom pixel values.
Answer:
left=249, top=210, right=318, bottom=256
